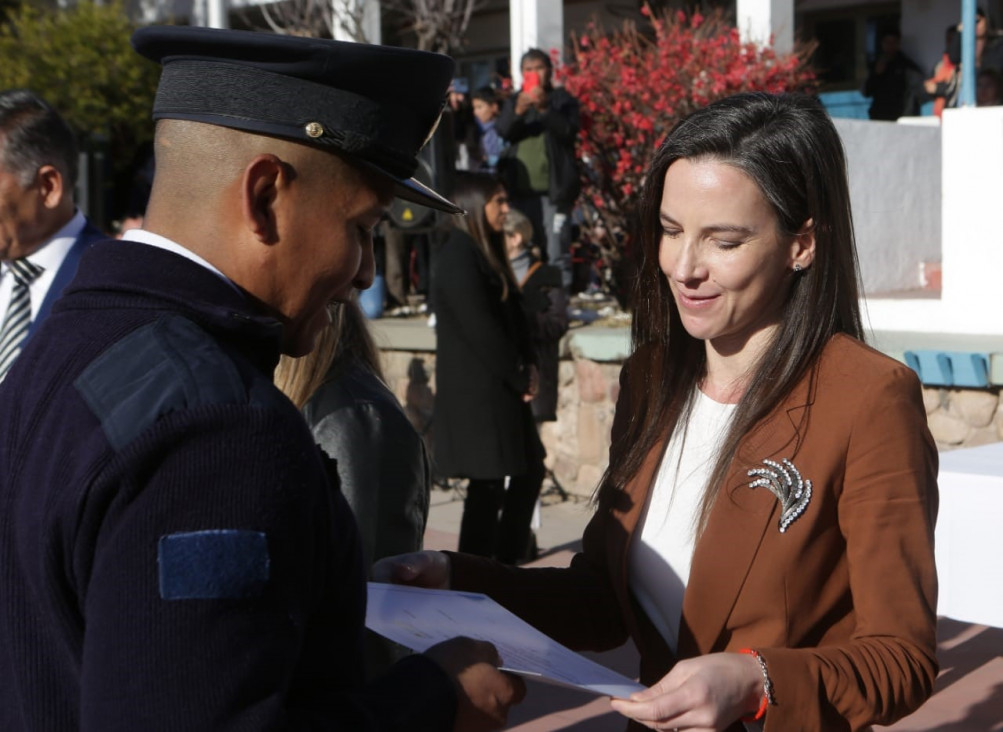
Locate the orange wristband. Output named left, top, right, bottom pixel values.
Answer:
left=739, top=648, right=773, bottom=722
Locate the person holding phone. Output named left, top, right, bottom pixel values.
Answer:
left=496, top=48, right=580, bottom=290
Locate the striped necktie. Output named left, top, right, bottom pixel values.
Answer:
left=0, top=258, right=45, bottom=380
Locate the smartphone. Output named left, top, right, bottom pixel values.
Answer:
left=522, top=70, right=540, bottom=94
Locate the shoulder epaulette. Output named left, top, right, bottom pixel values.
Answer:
left=75, top=316, right=247, bottom=450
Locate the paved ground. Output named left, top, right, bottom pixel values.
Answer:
left=422, top=485, right=1003, bottom=731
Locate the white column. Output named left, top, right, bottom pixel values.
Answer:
left=332, top=0, right=380, bottom=43
left=939, top=106, right=1003, bottom=334
left=190, top=0, right=206, bottom=27
left=509, top=0, right=564, bottom=87
left=332, top=0, right=352, bottom=41
left=330, top=0, right=377, bottom=42
left=207, top=0, right=228, bottom=29
left=737, top=0, right=793, bottom=55
left=362, top=0, right=381, bottom=44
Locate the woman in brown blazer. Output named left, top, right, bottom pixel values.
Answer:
left=376, top=93, right=938, bottom=731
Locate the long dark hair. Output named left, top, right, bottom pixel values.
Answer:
left=601, top=92, right=864, bottom=532
left=450, top=170, right=517, bottom=300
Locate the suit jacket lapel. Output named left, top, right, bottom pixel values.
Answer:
left=678, top=371, right=816, bottom=657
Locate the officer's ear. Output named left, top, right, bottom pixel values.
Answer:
left=240, top=154, right=286, bottom=245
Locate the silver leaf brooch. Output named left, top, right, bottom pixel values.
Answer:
left=747, top=458, right=812, bottom=533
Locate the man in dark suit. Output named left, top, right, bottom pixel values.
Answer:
left=0, top=90, right=103, bottom=379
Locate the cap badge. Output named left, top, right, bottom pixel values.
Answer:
left=305, top=122, right=325, bottom=138
left=747, top=458, right=812, bottom=533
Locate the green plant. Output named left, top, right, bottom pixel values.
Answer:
left=0, top=1, right=161, bottom=223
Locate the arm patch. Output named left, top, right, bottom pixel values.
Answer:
left=74, top=316, right=246, bottom=450
left=158, top=530, right=270, bottom=600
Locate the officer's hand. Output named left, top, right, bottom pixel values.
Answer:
left=371, top=550, right=450, bottom=589
left=425, top=637, right=527, bottom=732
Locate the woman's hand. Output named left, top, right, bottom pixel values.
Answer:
left=371, top=550, right=451, bottom=589
left=609, top=652, right=763, bottom=731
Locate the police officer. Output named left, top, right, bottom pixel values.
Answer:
left=0, top=26, right=522, bottom=731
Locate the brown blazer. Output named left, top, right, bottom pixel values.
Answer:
left=450, top=334, right=939, bottom=731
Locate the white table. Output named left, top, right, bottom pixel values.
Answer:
left=935, top=441, right=1003, bottom=628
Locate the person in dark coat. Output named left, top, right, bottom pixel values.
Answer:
left=862, top=26, right=924, bottom=120
left=0, top=26, right=524, bottom=732
left=275, top=299, right=430, bottom=677
left=431, top=170, right=546, bottom=565
left=496, top=48, right=580, bottom=287
left=504, top=207, right=568, bottom=423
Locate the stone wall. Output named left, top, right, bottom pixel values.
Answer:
left=923, top=387, right=1003, bottom=449
left=379, top=348, right=621, bottom=499
left=379, top=347, right=1003, bottom=499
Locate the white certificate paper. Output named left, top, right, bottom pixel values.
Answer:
left=366, top=582, right=645, bottom=698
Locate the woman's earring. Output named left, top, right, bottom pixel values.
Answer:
left=794, top=264, right=803, bottom=272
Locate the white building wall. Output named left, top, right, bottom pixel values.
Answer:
left=863, top=106, right=1003, bottom=336
left=834, top=118, right=941, bottom=295
left=738, top=0, right=794, bottom=54
left=509, top=0, right=564, bottom=86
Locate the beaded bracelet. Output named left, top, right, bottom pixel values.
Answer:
left=739, top=648, right=774, bottom=722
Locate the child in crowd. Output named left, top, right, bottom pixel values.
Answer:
left=504, top=209, right=568, bottom=426
left=472, top=86, right=505, bottom=171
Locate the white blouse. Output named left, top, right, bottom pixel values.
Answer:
left=627, top=388, right=736, bottom=655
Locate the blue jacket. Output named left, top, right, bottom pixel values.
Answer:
left=0, top=240, right=455, bottom=731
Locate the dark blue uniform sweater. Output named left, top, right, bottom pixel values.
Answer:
left=0, top=241, right=455, bottom=730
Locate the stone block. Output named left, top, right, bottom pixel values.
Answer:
left=576, top=464, right=605, bottom=497
left=552, top=452, right=580, bottom=488
left=948, top=389, right=999, bottom=429
left=539, top=421, right=562, bottom=470
left=559, top=359, right=575, bottom=386
left=927, top=411, right=970, bottom=446
left=577, top=404, right=611, bottom=463
left=542, top=450, right=556, bottom=472
left=965, top=426, right=1001, bottom=448
left=601, top=363, right=623, bottom=402
left=921, top=387, right=941, bottom=415
left=547, top=402, right=577, bottom=451
left=539, top=420, right=561, bottom=445
left=575, top=358, right=608, bottom=403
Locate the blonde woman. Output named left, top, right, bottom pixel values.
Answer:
left=276, top=299, right=429, bottom=571
left=275, top=299, right=430, bottom=674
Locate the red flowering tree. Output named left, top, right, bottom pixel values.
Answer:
left=554, top=7, right=816, bottom=300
